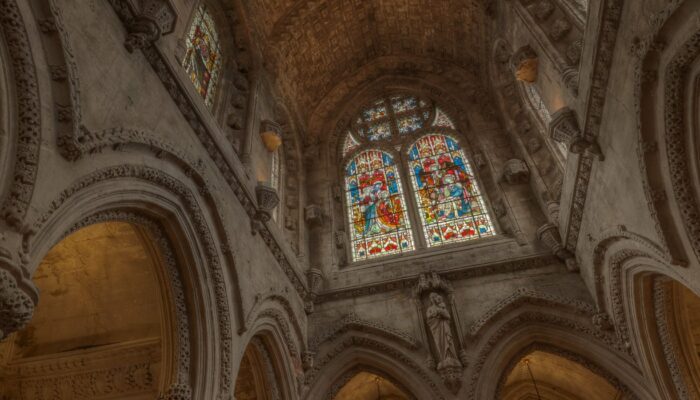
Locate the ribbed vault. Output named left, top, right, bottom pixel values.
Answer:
left=245, top=0, right=489, bottom=130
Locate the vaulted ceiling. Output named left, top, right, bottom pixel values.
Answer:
left=243, top=0, right=489, bottom=133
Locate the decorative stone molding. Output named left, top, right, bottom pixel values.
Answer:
left=306, top=268, right=323, bottom=299
left=0, top=257, right=38, bottom=340
left=510, top=45, right=538, bottom=82
left=537, top=223, right=578, bottom=272
left=308, top=313, right=420, bottom=352
left=502, top=159, right=530, bottom=184
left=122, top=0, right=177, bottom=52
left=591, top=312, right=615, bottom=332
left=0, top=0, right=42, bottom=230
left=549, top=107, right=603, bottom=160
left=316, top=255, right=558, bottom=303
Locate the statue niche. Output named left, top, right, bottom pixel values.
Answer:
left=414, top=272, right=466, bottom=394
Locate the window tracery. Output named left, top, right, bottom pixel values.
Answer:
left=340, top=94, right=496, bottom=262
left=182, top=5, right=222, bottom=107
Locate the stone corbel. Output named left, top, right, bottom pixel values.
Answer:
left=549, top=107, right=603, bottom=160
left=251, top=183, right=279, bottom=235
left=304, top=268, right=323, bottom=314
left=0, top=249, right=38, bottom=340
left=536, top=223, right=578, bottom=272
left=123, top=0, right=177, bottom=53
left=511, top=45, right=538, bottom=83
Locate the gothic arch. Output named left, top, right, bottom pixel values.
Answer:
left=635, top=0, right=700, bottom=266
left=322, top=364, right=417, bottom=400
left=24, top=168, right=237, bottom=399
left=303, top=344, right=441, bottom=400
left=470, top=322, right=651, bottom=399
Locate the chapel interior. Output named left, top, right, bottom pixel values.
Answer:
left=0, top=0, right=699, bottom=399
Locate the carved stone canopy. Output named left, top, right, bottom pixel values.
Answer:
left=511, top=45, right=539, bottom=83
left=124, top=0, right=177, bottom=52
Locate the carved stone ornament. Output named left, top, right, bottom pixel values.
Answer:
left=306, top=268, right=324, bottom=296
left=502, top=159, right=530, bottom=184
left=124, top=0, right=177, bottom=52
left=260, top=120, right=283, bottom=152
left=252, top=182, right=280, bottom=234
left=536, top=223, right=578, bottom=272
left=511, top=45, right=539, bottom=83
left=548, top=107, right=604, bottom=160
left=413, top=272, right=464, bottom=394
left=0, top=252, right=39, bottom=340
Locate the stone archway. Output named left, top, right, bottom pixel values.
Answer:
left=234, top=336, right=286, bottom=400
left=0, top=222, right=171, bottom=399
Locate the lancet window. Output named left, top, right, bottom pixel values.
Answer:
left=341, top=94, right=495, bottom=262
left=182, top=5, right=222, bottom=107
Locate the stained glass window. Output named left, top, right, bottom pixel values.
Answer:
left=345, top=150, right=414, bottom=261
left=270, top=148, right=281, bottom=221
left=354, top=95, right=431, bottom=141
left=408, top=134, right=494, bottom=246
left=433, top=108, right=455, bottom=128
left=182, top=6, right=222, bottom=107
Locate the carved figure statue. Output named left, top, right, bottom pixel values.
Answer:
left=426, top=292, right=461, bottom=369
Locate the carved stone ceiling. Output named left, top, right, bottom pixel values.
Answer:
left=245, top=0, right=488, bottom=132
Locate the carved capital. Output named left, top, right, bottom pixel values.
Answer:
left=511, top=45, right=538, bottom=83
left=536, top=223, right=578, bottom=272
left=0, top=255, right=38, bottom=340
left=549, top=107, right=603, bottom=160
left=124, top=0, right=177, bottom=52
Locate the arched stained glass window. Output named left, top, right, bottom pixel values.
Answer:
left=340, top=93, right=496, bottom=263
left=182, top=5, right=222, bottom=107
left=345, top=150, right=414, bottom=260
left=408, top=134, right=494, bottom=246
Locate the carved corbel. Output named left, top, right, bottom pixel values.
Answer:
left=549, top=107, right=603, bottom=160
left=0, top=249, right=38, bottom=340
left=536, top=223, right=578, bottom=272
left=511, top=45, right=538, bottom=83
left=123, top=0, right=177, bottom=53
left=502, top=159, right=530, bottom=184
left=251, top=183, right=279, bottom=235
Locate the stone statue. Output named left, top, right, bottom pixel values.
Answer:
left=426, top=292, right=461, bottom=369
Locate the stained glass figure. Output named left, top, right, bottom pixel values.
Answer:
left=342, top=132, right=361, bottom=157
left=182, top=6, right=222, bottom=107
left=345, top=150, right=414, bottom=261
left=408, top=134, right=494, bottom=246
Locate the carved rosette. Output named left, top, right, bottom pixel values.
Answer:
left=536, top=223, right=578, bottom=272
left=0, top=254, right=39, bottom=340
left=548, top=107, right=604, bottom=160
left=124, top=0, right=177, bottom=52
left=413, top=272, right=465, bottom=394
left=511, top=45, right=538, bottom=83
